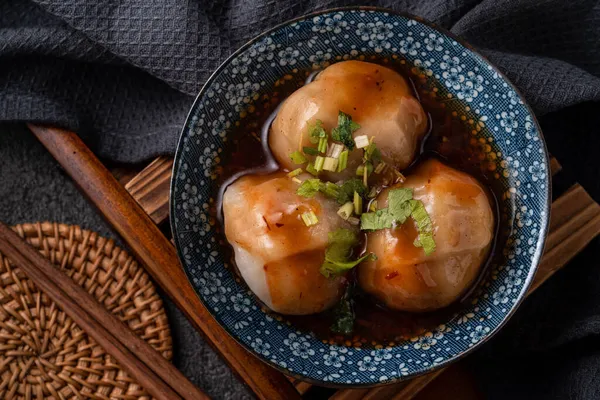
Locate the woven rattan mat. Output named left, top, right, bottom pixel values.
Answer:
left=0, top=222, right=172, bottom=399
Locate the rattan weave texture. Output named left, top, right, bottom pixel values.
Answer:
left=0, top=222, right=172, bottom=399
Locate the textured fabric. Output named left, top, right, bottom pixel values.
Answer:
left=1, top=1, right=600, bottom=399
left=1, top=0, right=600, bottom=162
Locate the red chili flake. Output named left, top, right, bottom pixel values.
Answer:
left=385, top=271, right=399, bottom=280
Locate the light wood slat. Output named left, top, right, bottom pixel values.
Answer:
left=124, top=156, right=173, bottom=225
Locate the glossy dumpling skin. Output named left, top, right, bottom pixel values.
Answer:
left=269, top=61, right=427, bottom=179
left=359, top=159, right=494, bottom=312
left=222, top=172, right=356, bottom=315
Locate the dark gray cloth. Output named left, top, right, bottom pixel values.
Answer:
left=1, top=1, right=600, bottom=399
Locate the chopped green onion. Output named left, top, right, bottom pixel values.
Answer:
left=318, top=137, right=328, bottom=153
left=369, top=200, right=378, bottom=212
left=323, top=157, right=339, bottom=172
left=374, top=162, right=386, bottom=174
left=354, top=135, right=369, bottom=149
left=356, top=163, right=373, bottom=177
left=364, top=140, right=382, bottom=163
left=306, top=162, right=319, bottom=176
left=287, top=168, right=303, bottom=178
left=290, top=151, right=307, bottom=165
left=337, top=202, right=354, bottom=220
left=347, top=216, right=360, bottom=226
left=291, top=177, right=302, bottom=184
left=394, top=169, right=406, bottom=183
left=308, top=120, right=327, bottom=144
left=322, top=182, right=341, bottom=199
left=301, top=211, right=319, bottom=227
left=338, top=150, right=349, bottom=172
left=368, top=186, right=379, bottom=198
left=314, top=156, right=325, bottom=172
left=303, top=146, right=319, bottom=156
left=329, top=143, right=344, bottom=159
left=353, top=191, right=363, bottom=215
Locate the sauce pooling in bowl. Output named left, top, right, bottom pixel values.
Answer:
left=215, top=58, right=502, bottom=345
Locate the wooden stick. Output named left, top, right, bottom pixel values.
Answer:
left=0, top=222, right=208, bottom=400
left=29, top=125, right=300, bottom=400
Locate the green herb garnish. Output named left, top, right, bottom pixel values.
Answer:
left=306, top=162, right=319, bottom=176
left=318, top=137, right=328, bottom=153
left=337, top=202, right=354, bottom=220
left=296, top=178, right=323, bottom=198
left=303, top=146, right=319, bottom=156
left=320, top=228, right=375, bottom=277
left=359, top=188, right=437, bottom=255
left=360, top=209, right=395, bottom=231
left=301, top=210, right=319, bottom=227
left=409, top=199, right=436, bottom=255
left=314, top=156, right=325, bottom=172
left=360, top=188, right=413, bottom=230
left=364, top=141, right=382, bottom=163
left=331, top=111, right=360, bottom=150
left=290, top=151, right=307, bottom=165
left=387, top=188, right=414, bottom=224
left=330, top=286, right=354, bottom=335
left=336, top=178, right=367, bottom=205
left=353, top=191, right=363, bottom=215
left=308, top=120, right=327, bottom=144
left=338, top=150, right=349, bottom=172
left=321, top=182, right=341, bottom=199
left=287, top=168, right=303, bottom=178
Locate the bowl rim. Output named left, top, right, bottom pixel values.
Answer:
left=169, top=5, right=551, bottom=388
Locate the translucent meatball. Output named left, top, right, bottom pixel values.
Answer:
left=269, top=60, right=427, bottom=180
left=222, top=172, right=356, bottom=315
left=359, top=159, right=494, bottom=312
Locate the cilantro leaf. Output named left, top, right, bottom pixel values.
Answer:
left=413, top=232, right=436, bottom=256
left=296, top=178, right=323, bottom=198
left=360, top=209, right=395, bottom=231
left=331, top=111, right=360, bottom=150
left=410, top=199, right=436, bottom=255
left=330, top=286, right=354, bottom=335
left=364, top=142, right=382, bottom=163
left=308, top=120, right=327, bottom=144
left=336, top=178, right=367, bottom=204
left=320, top=229, right=375, bottom=277
left=409, top=199, right=433, bottom=233
left=321, top=253, right=376, bottom=277
left=325, top=228, right=358, bottom=262
left=388, top=188, right=413, bottom=224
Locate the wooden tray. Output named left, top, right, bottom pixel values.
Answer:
left=30, top=126, right=600, bottom=400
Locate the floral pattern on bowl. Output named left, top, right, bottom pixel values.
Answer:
left=170, top=7, right=550, bottom=386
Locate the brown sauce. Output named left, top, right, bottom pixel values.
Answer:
left=214, top=56, right=504, bottom=346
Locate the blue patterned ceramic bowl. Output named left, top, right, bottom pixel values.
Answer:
left=170, top=7, right=550, bottom=387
